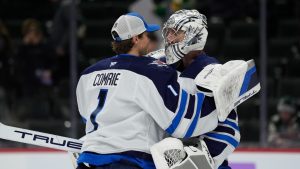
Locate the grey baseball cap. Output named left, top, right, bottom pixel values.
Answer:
left=111, top=12, right=160, bottom=41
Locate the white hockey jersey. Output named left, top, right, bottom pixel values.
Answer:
left=76, top=54, right=218, bottom=163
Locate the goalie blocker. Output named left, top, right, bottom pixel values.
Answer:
left=194, top=59, right=260, bottom=121
left=150, top=137, right=214, bottom=169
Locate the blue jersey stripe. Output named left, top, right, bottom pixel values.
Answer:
left=78, top=152, right=155, bottom=169
left=239, top=66, right=256, bottom=96
left=220, top=119, right=240, bottom=131
left=184, top=93, right=205, bottom=138
left=166, top=90, right=188, bottom=134
left=205, top=133, right=239, bottom=148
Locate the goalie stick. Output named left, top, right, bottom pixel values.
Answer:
left=0, top=122, right=82, bottom=153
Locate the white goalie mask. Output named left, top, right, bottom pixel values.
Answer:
left=163, top=9, right=208, bottom=65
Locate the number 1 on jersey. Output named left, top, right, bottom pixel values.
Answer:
left=88, top=89, right=108, bottom=133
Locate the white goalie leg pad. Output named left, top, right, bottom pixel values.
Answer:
left=151, top=138, right=214, bottom=169
left=194, top=60, right=249, bottom=121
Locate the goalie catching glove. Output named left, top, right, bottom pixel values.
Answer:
left=150, top=137, right=214, bottom=169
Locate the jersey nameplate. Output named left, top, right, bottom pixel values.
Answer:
left=93, top=73, right=121, bottom=86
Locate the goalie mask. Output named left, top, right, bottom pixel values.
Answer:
left=163, top=9, right=208, bottom=65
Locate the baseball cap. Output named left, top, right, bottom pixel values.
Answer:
left=111, top=12, right=160, bottom=41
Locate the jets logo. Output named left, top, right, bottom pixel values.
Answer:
left=149, top=60, right=167, bottom=67
left=110, top=62, right=117, bottom=67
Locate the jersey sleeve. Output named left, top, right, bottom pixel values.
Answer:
left=76, top=76, right=87, bottom=123
left=134, top=68, right=218, bottom=138
left=202, top=109, right=240, bottom=167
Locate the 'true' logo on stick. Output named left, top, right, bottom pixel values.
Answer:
left=14, top=130, right=82, bottom=150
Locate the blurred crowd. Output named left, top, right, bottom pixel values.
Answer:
left=268, top=96, right=300, bottom=147
left=0, top=0, right=300, bottom=147
left=0, top=0, right=86, bottom=141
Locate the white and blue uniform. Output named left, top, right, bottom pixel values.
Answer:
left=177, top=53, right=241, bottom=169
left=76, top=54, right=219, bottom=169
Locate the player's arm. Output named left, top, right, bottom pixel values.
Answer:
left=76, top=75, right=88, bottom=123
left=135, top=59, right=257, bottom=138
left=201, top=109, right=240, bottom=168
left=134, top=68, right=218, bottom=138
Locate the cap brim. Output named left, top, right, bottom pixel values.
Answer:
left=146, top=24, right=160, bottom=32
